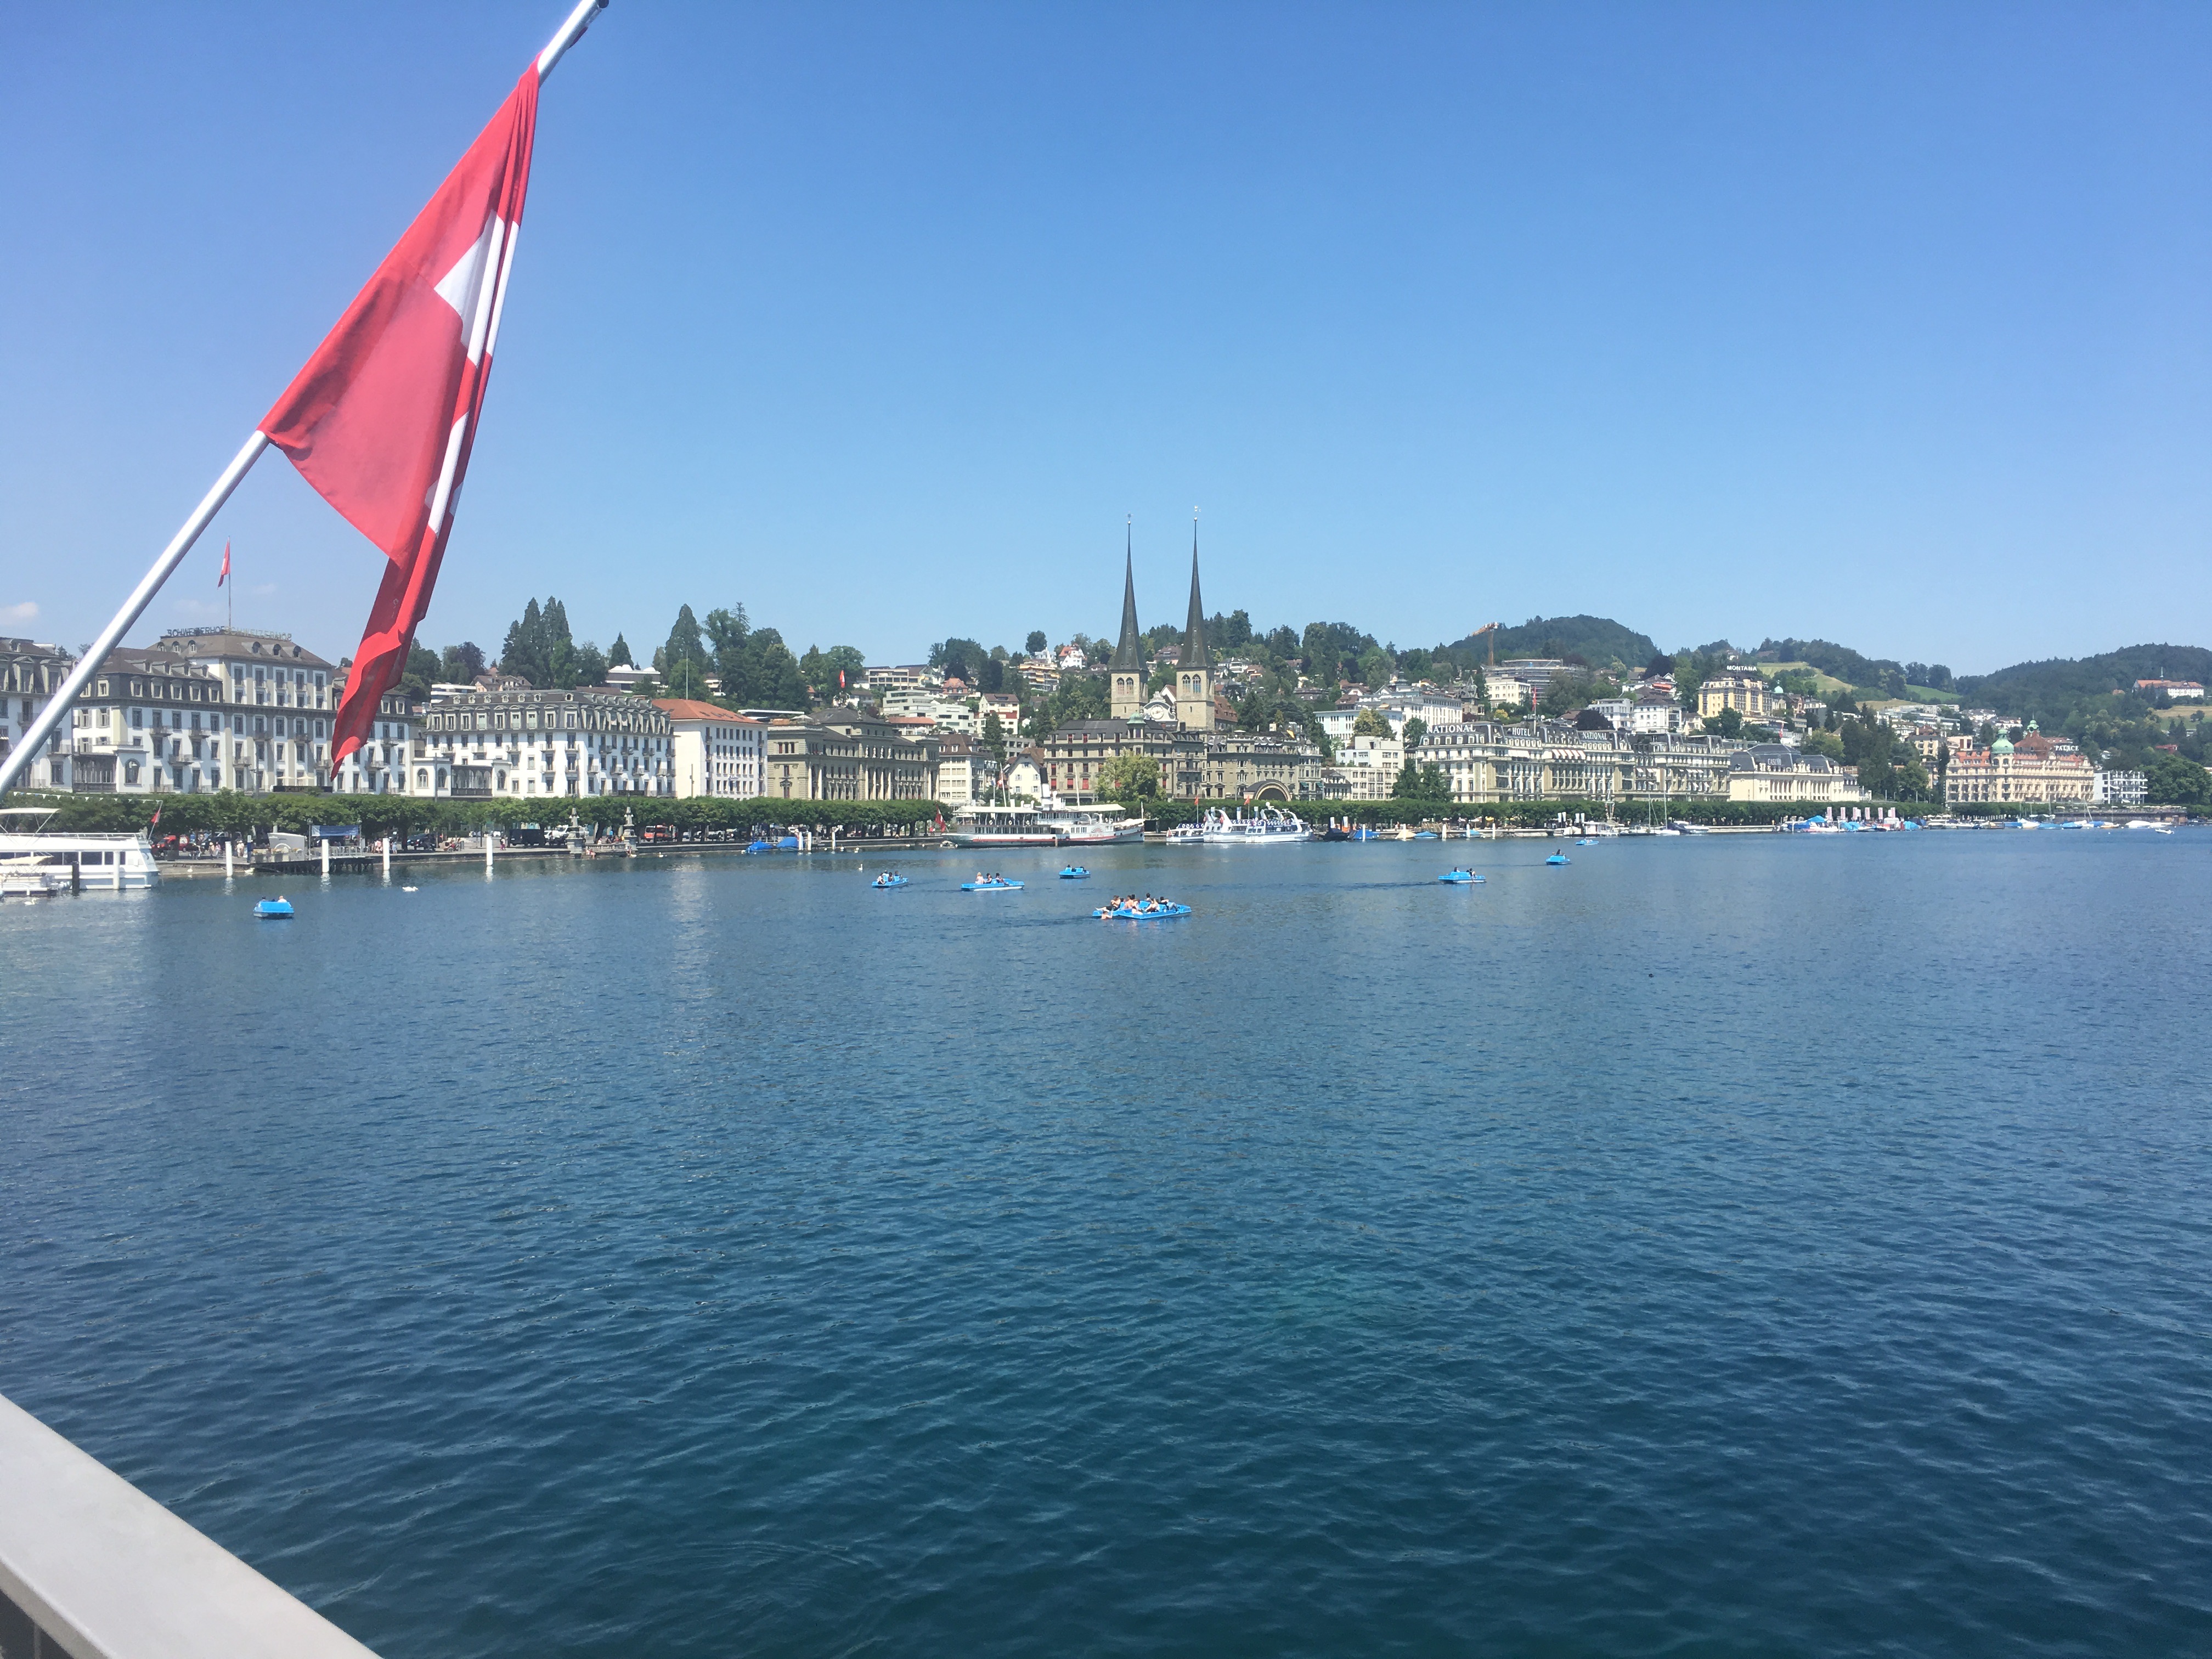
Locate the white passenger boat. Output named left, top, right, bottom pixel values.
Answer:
left=1040, top=804, right=1143, bottom=845
left=0, top=808, right=162, bottom=893
left=946, top=804, right=1060, bottom=848
left=1175, top=806, right=1312, bottom=845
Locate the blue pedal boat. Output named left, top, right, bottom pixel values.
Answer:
left=254, top=897, right=294, bottom=918
left=1437, top=871, right=1484, bottom=884
left=961, top=878, right=1024, bottom=892
left=1058, top=866, right=1091, bottom=879
left=870, top=874, right=910, bottom=889
left=1545, top=853, right=1571, bottom=866
left=1094, top=902, right=1191, bottom=919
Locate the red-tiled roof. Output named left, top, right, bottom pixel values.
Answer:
left=653, top=698, right=760, bottom=724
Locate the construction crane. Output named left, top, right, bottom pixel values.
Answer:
left=1470, top=622, right=1502, bottom=667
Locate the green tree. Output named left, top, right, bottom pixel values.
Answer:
left=659, top=605, right=712, bottom=700
left=496, top=595, right=579, bottom=689
left=1674, top=650, right=1715, bottom=710
left=1541, top=674, right=1592, bottom=719
left=1707, top=706, right=1744, bottom=739
left=1097, top=752, right=1161, bottom=802
left=501, top=597, right=548, bottom=686
left=439, top=641, right=486, bottom=682
left=798, top=644, right=866, bottom=703
left=1402, top=716, right=1429, bottom=749
left=608, top=633, right=634, bottom=668
left=1025, top=630, right=1047, bottom=656
left=2146, top=752, right=2211, bottom=805
left=1889, top=748, right=1933, bottom=801
left=540, top=598, right=577, bottom=687
left=1352, top=707, right=1392, bottom=739
left=1390, top=760, right=1450, bottom=800
left=933, top=636, right=987, bottom=682
left=746, top=629, right=808, bottom=709
left=571, top=641, right=610, bottom=686
left=399, top=641, right=441, bottom=702
left=1800, top=729, right=1845, bottom=761
left=980, top=710, right=1008, bottom=772
left=1048, top=673, right=1110, bottom=729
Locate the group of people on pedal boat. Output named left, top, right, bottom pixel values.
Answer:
left=973, top=871, right=1013, bottom=884
left=1101, top=893, right=1180, bottom=916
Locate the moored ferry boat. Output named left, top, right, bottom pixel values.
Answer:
left=947, top=804, right=1060, bottom=848
left=0, top=809, right=161, bottom=893
left=1040, top=804, right=1143, bottom=844
left=1171, top=806, right=1312, bottom=845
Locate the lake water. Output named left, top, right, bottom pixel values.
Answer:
left=3, top=830, right=2209, bottom=1656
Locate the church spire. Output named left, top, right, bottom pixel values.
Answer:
left=1110, top=517, right=1142, bottom=672
left=1182, top=515, right=1210, bottom=670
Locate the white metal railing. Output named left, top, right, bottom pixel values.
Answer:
left=0, top=1392, right=379, bottom=1659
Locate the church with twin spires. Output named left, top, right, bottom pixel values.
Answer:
left=1039, top=532, right=1318, bottom=804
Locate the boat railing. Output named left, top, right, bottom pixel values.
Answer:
left=0, top=1390, right=380, bottom=1659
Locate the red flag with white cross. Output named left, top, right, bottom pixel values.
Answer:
left=262, top=68, right=541, bottom=763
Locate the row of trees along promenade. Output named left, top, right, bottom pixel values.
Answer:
left=4, top=790, right=2149, bottom=845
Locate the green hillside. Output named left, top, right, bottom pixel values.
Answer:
left=1446, top=614, right=1658, bottom=673
left=1960, top=644, right=2212, bottom=725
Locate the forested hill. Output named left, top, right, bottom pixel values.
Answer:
left=1444, top=615, right=1658, bottom=673
left=1960, top=644, right=2212, bottom=724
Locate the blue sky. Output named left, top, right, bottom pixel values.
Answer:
left=4, top=1, right=2209, bottom=675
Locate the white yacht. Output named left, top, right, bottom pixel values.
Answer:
left=0, top=808, right=162, bottom=895
left=1040, top=804, right=1143, bottom=845
left=946, top=803, right=1060, bottom=848
left=1173, top=806, right=1313, bottom=845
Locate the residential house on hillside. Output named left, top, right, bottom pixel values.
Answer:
left=1696, top=673, right=1770, bottom=723
left=1327, top=733, right=1403, bottom=800
left=1496, top=659, right=1567, bottom=699
left=934, top=732, right=991, bottom=810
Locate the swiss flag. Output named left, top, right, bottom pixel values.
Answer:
left=263, top=67, right=541, bottom=763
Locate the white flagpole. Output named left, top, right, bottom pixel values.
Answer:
left=538, top=0, right=609, bottom=79
left=0, top=431, right=267, bottom=798
left=0, top=0, right=608, bottom=801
